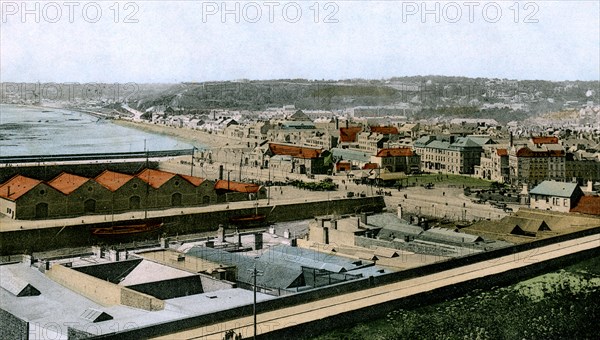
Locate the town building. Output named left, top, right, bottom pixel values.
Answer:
left=0, top=169, right=222, bottom=220
left=370, top=148, right=421, bottom=173
left=413, top=136, right=492, bottom=174
left=528, top=180, right=584, bottom=213
left=474, top=147, right=509, bottom=183
left=508, top=141, right=566, bottom=186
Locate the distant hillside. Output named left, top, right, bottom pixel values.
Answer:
left=128, top=77, right=598, bottom=122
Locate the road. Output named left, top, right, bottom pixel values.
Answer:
left=152, top=233, right=600, bottom=339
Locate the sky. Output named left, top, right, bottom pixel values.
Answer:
left=1, top=0, right=599, bottom=83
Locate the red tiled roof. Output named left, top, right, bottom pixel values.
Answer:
left=515, top=147, right=564, bottom=158
left=339, top=127, right=362, bottom=143
left=95, top=170, right=134, bottom=192
left=180, top=174, right=206, bottom=187
left=269, top=143, right=323, bottom=159
left=0, top=175, right=42, bottom=201
left=336, top=162, right=352, bottom=171
left=47, top=172, right=90, bottom=195
left=363, top=163, right=379, bottom=170
left=136, top=169, right=176, bottom=189
left=214, top=180, right=260, bottom=193
left=571, top=196, right=600, bottom=216
left=370, top=126, right=399, bottom=135
left=497, top=148, right=508, bottom=156
left=531, top=136, right=559, bottom=145
left=375, top=148, right=414, bottom=157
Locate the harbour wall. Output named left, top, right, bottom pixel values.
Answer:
left=0, top=196, right=385, bottom=255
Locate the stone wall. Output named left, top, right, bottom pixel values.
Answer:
left=0, top=197, right=385, bottom=255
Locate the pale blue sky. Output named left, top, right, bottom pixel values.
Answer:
left=1, top=0, right=599, bottom=82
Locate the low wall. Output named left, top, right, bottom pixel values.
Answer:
left=0, top=196, right=385, bottom=255
left=46, top=264, right=164, bottom=311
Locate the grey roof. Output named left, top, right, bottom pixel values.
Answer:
left=367, top=213, right=424, bottom=237
left=259, top=245, right=373, bottom=273
left=0, top=266, right=41, bottom=297
left=186, top=246, right=303, bottom=290
left=529, top=181, right=580, bottom=198
left=80, top=308, right=113, bottom=323
left=331, top=148, right=372, bottom=163
left=419, top=227, right=483, bottom=244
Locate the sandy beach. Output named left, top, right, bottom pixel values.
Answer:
left=111, top=119, right=244, bottom=150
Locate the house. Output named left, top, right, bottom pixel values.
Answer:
left=529, top=180, right=584, bottom=212
left=413, top=136, right=490, bottom=174
left=267, top=143, right=331, bottom=175
left=213, top=180, right=266, bottom=202
left=370, top=148, right=421, bottom=173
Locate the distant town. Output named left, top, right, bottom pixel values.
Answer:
left=0, top=77, right=599, bottom=339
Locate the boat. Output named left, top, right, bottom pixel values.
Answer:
left=92, top=220, right=163, bottom=236
left=228, top=214, right=267, bottom=227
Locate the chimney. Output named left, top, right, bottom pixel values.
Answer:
left=335, top=117, right=339, bottom=129
left=345, top=119, right=349, bottom=128
left=509, top=131, right=514, bottom=148
left=360, top=213, right=367, bottom=225
left=397, top=204, right=403, bottom=219
left=587, top=180, right=593, bottom=192
left=254, top=233, right=263, bottom=250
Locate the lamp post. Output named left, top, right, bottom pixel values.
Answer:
left=247, top=264, right=263, bottom=340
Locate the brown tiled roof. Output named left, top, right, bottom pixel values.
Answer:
left=214, top=180, right=260, bottom=193
left=136, top=169, right=176, bottom=189
left=515, top=147, right=564, bottom=157
left=269, top=143, right=323, bottom=159
left=496, top=148, right=508, bottom=156
left=571, top=196, right=600, bottom=216
left=0, top=175, right=42, bottom=201
left=339, top=127, right=362, bottom=143
left=531, top=136, right=559, bottom=145
left=375, top=148, right=413, bottom=157
left=370, top=126, right=399, bottom=135
left=363, top=163, right=379, bottom=170
left=180, top=174, right=206, bottom=187
left=95, top=170, right=134, bottom=192
left=47, top=172, right=89, bottom=195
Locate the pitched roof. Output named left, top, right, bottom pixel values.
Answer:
left=47, top=172, right=90, bottom=195
left=136, top=169, right=176, bottom=189
left=214, top=180, right=260, bottom=193
left=571, top=196, right=600, bottom=216
left=370, top=126, right=399, bottom=135
left=269, top=143, right=323, bottom=159
left=496, top=148, right=508, bottom=156
left=531, top=136, right=559, bottom=145
left=339, top=127, right=362, bottom=143
left=375, top=148, right=414, bottom=157
left=0, top=175, right=42, bottom=201
left=180, top=174, right=206, bottom=187
left=94, top=170, right=134, bottom=192
left=515, top=146, right=564, bottom=157
left=363, top=163, right=379, bottom=170
left=529, top=181, right=580, bottom=198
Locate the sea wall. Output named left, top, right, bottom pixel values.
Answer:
left=0, top=196, right=385, bottom=255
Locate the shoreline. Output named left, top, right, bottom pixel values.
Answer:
left=111, top=119, right=242, bottom=150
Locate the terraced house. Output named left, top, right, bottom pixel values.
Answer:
left=413, top=136, right=493, bottom=175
